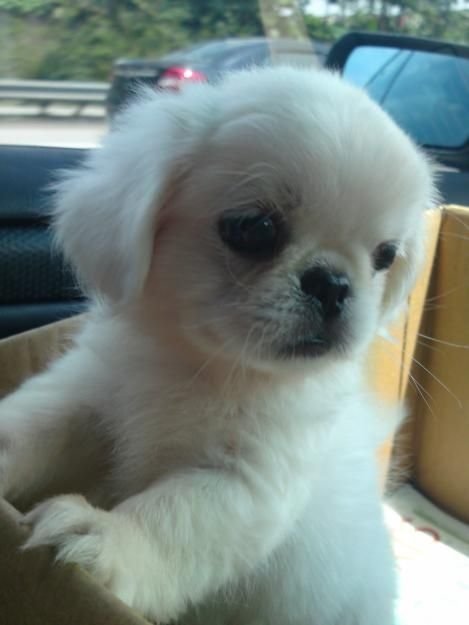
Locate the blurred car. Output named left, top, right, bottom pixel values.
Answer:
left=106, top=37, right=331, bottom=118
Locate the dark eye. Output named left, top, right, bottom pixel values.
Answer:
left=218, top=208, right=285, bottom=258
left=373, top=242, right=398, bottom=271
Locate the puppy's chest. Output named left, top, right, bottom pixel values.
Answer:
left=107, top=396, right=246, bottom=486
left=107, top=388, right=339, bottom=496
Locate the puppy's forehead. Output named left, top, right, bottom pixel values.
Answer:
left=203, top=99, right=425, bottom=233
left=174, top=70, right=432, bottom=240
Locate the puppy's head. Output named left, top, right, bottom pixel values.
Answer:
left=54, top=67, right=436, bottom=373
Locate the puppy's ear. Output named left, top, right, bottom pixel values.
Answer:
left=380, top=231, right=424, bottom=326
left=53, top=89, right=199, bottom=304
left=380, top=153, right=439, bottom=327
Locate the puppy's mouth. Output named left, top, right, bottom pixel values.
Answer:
left=278, top=336, right=332, bottom=359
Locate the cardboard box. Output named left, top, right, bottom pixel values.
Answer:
left=407, top=207, right=469, bottom=524
left=0, top=206, right=468, bottom=622
left=370, top=207, right=469, bottom=524
left=0, top=317, right=151, bottom=624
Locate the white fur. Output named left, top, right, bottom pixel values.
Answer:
left=0, top=67, right=436, bottom=624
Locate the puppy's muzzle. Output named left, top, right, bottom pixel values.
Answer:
left=299, top=267, right=350, bottom=321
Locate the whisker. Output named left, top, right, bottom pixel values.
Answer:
left=411, top=355, right=462, bottom=409
left=416, top=338, right=443, bottom=355
left=423, top=303, right=448, bottom=313
left=223, top=256, right=256, bottom=295
left=438, top=232, right=469, bottom=243
left=181, top=313, right=234, bottom=331
left=408, top=372, right=436, bottom=419
left=184, top=335, right=237, bottom=390
left=425, top=286, right=462, bottom=303
left=379, top=342, right=436, bottom=417
left=221, top=321, right=260, bottom=396
left=445, top=211, right=469, bottom=232
left=417, top=332, right=469, bottom=349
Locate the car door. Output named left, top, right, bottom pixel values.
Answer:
left=0, top=145, right=87, bottom=338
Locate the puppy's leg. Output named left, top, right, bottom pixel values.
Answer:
left=0, top=347, right=105, bottom=504
left=223, top=515, right=397, bottom=625
left=22, top=468, right=298, bottom=623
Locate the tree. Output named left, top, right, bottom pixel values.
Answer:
left=1, top=0, right=468, bottom=80
left=0, top=0, right=265, bottom=79
left=184, top=0, right=262, bottom=37
left=0, top=0, right=55, bottom=14
left=259, top=0, right=311, bottom=39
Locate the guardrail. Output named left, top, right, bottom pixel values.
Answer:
left=0, top=79, right=109, bottom=116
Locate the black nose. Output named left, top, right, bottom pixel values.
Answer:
left=300, top=267, right=350, bottom=319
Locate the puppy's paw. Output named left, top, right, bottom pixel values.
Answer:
left=22, top=495, right=112, bottom=579
left=22, top=495, right=141, bottom=607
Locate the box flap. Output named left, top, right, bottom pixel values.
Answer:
left=0, top=498, right=150, bottom=625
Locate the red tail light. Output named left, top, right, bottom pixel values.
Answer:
left=158, top=67, right=207, bottom=92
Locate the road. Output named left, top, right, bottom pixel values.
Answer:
left=0, top=117, right=108, bottom=148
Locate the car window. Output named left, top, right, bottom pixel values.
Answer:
left=158, top=42, right=211, bottom=63
left=341, top=47, right=399, bottom=87
left=346, top=47, right=469, bottom=149
left=271, top=51, right=321, bottom=68
left=180, top=40, right=253, bottom=63
left=377, top=51, right=469, bottom=149
left=219, top=44, right=268, bottom=70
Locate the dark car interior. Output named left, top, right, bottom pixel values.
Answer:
left=0, top=146, right=86, bottom=339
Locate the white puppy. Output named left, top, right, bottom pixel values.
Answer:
left=0, top=67, right=435, bottom=624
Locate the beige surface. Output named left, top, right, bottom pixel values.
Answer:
left=409, top=206, right=469, bottom=523
left=0, top=315, right=149, bottom=625
left=0, top=314, right=85, bottom=398
left=0, top=497, right=150, bottom=625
